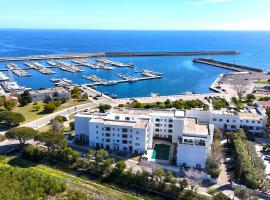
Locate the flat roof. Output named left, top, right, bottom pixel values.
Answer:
left=238, top=113, right=263, bottom=121
left=183, top=118, right=209, bottom=136
left=29, top=87, right=68, bottom=95
left=91, top=117, right=149, bottom=129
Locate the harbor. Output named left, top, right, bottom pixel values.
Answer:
left=54, top=61, right=84, bottom=73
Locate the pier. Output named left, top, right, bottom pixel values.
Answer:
left=192, top=58, right=263, bottom=73
left=24, top=62, right=56, bottom=74
left=72, top=60, right=113, bottom=70
left=6, top=64, right=31, bottom=77
left=0, top=51, right=239, bottom=62
left=96, top=58, right=134, bottom=68
left=139, top=70, right=163, bottom=77
left=55, top=61, right=84, bottom=73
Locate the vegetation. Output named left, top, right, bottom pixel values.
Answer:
left=71, top=87, right=81, bottom=99
left=43, top=100, right=62, bottom=113
left=5, top=127, right=39, bottom=145
left=18, top=90, right=31, bottom=106
left=3, top=100, right=16, bottom=111
left=0, top=135, right=6, bottom=142
left=227, top=129, right=268, bottom=191
left=246, top=94, right=256, bottom=104
left=259, top=96, right=270, bottom=101
left=0, top=166, right=66, bottom=200
left=69, top=121, right=75, bottom=131
left=0, top=111, right=25, bottom=126
left=234, top=188, right=250, bottom=200
left=205, top=129, right=223, bottom=178
left=232, top=97, right=245, bottom=110
left=212, top=97, right=229, bottom=110
left=121, top=99, right=209, bottom=111
left=99, top=104, right=112, bottom=113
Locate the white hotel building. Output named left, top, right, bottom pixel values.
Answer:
left=75, top=108, right=264, bottom=169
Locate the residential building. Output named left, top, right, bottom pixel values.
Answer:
left=29, top=87, right=71, bottom=102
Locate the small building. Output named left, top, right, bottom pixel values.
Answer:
left=29, top=87, right=71, bottom=102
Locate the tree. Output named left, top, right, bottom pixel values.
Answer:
left=71, top=87, right=81, bottom=99
left=112, top=160, right=126, bottom=176
left=69, top=121, right=75, bottom=131
left=246, top=94, right=256, bottom=103
left=164, top=171, right=174, bottom=183
left=234, top=188, right=250, bottom=200
left=44, top=102, right=57, bottom=113
left=37, top=131, right=67, bottom=155
left=52, top=121, right=64, bottom=133
left=0, top=111, right=25, bottom=126
left=5, top=127, right=38, bottom=145
left=18, top=90, right=31, bottom=106
left=3, top=100, right=16, bottom=111
left=81, top=93, right=88, bottom=101
left=32, top=104, right=41, bottom=112
left=154, top=168, right=165, bottom=181
left=213, top=128, right=222, bottom=141
left=99, top=104, right=112, bottom=113
left=59, top=147, right=80, bottom=165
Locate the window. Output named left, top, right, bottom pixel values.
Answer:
left=96, top=125, right=99, bottom=128
left=136, top=137, right=139, bottom=140
left=233, top=120, right=236, bottom=123
left=105, top=133, right=110, bottom=137
left=122, top=140, right=128, bottom=144
left=213, top=118, right=217, bottom=122
left=169, top=119, right=173, bottom=123
left=125, top=117, right=130, bottom=120
left=105, top=139, right=110, bottom=143
left=226, top=119, right=230, bottom=123
left=115, top=116, right=120, bottom=120
left=168, top=124, right=173, bottom=128
left=219, top=119, right=223, bottom=122
left=136, top=131, right=139, bottom=134
left=155, top=129, right=160, bottom=132
left=168, top=129, right=172, bottom=133
left=231, top=125, right=236, bottom=129
left=105, top=127, right=111, bottom=131
left=258, top=121, right=261, bottom=124
left=252, top=121, right=255, bottom=123
left=246, top=120, right=249, bottom=123
left=122, top=128, right=128, bottom=133
left=122, top=134, right=128, bottom=138
left=155, top=119, right=160, bottom=122
left=155, top=123, right=160, bottom=127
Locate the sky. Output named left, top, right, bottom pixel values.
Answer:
left=0, top=0, right=270, bottom=30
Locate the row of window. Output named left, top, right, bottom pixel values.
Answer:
left=96, top=126, right=140, bottom=134
left=212, top=118, right=262, bottom=124
left=155, top=128, right=173, bottom=133
left=155, top=123, right=173, bottom=128
left=99, top=138, right=139, bottom=145
left=155, top=118, right=173, bottom=123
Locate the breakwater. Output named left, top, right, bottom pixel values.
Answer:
left=0, top=51, right=239, bottom=62
left=192, top=58, right=263, bottom=73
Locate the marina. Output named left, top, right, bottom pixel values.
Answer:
left=139, top=69, right=163, bottom=77
left=24, top=62, right=56, bottom=74
left=115, top=73, right=138, bottom=81
left=5, top=64, right=31, bottom=77
left=0, top=72, right=9, bottom=81
left=50, top=78, right=75, bottom=88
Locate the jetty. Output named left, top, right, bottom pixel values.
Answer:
left=55, top=61, right=84, bottom=73
left=192, top=58, right=263, bottom=73
left=115, top=73, right=138, bottom=81
left=50, top=78, right=75, bottom=88
left=140, top=70, right=163, bottom=77
left=24, top=62, right=56, bottom=74
left=6, top=64, right=31, bottom=77
left=72, top=60, right=113, bottom=70
left=0, top=51, right=239, bottom=62
left=96, top=58, right=134, bottom=68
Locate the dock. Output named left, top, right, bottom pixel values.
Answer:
left=115, top=73, right=138, bottom=81
left=139, top=70, right=163, bottom=77
left=96, top=58, right=134, bottom=68
left=6, top=64, right=31, bottom=77
left=55, top=61, right=84, bottom=73
left=192, top=58, right=263, bottom=73
left=50, top=78, right=76, bottom=88
left=24, top=62, right=56, bottom=74
left=72, top=59, right=113, bottom=70
left=0, top=51, right=239, bottom=62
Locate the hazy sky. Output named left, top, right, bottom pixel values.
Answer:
left=0, top=0, right=269, bottom=30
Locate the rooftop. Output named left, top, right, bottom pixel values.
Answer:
left=183, top=118, right=209, bottom=136
left=90, top=117, right=150, bottom=129
left=238, top=113, right=264, bottom=121
left=29, top=87, right=69, bottom=95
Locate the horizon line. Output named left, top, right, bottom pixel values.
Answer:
left=0, top=27, right=270, bottom=32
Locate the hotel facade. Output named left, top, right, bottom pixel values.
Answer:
left=75, top=108, right=265, bottom=169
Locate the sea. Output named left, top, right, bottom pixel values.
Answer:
left=0, top=29, right=270, bottom=98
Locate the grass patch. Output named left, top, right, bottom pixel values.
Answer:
left=1, top=156, right=142, bottom=200
left=256, top=80, right=270, bottom=85
left=12, top=100, right=91, bottom=124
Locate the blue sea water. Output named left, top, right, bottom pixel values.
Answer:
left=0, top=29, right=270, bottom=98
